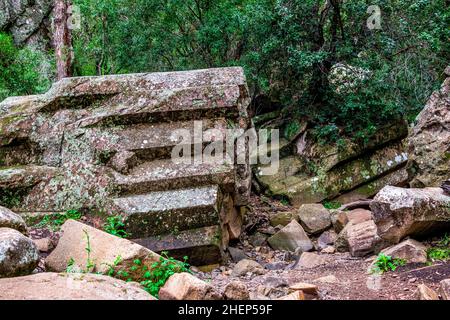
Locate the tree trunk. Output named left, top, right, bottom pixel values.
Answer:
left=54, top=0, right=73, bottom=80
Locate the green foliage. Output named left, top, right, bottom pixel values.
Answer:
left=323, top=201, right=342, bottom=210
left=34, top=209, right=82, bottom=231
left=108, top=251, right=191, bottom=298
left=70, top=0, right=448, bottom=143
left=140, top=252, right=191, bottom=298
left=0, top=32, right=53, bottom=101
left=103, top=215, right=128, bottom=238
left=372, top=253, right=406, bottom=274
left=427, top=234, right=450, bottom=262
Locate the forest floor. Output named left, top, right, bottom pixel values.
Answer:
left=28, top=194, right=449, bottom=300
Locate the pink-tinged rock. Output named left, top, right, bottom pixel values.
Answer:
left=370, top=186, right=450, bottom=244
left=158, top=272, right=223, bottom=300
left=0, top=273, right=155, bottom=300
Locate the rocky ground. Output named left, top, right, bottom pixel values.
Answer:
left=14, top=192, right=450, bottom=301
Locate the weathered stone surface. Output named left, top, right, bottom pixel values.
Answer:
left=133, top=226, right=222, bottom=267
left=270, top=211, right=297, bottom=227
left=370, top=186, right=450, bottom=244
left=0, top=0, right=53, bottom=46
left=335, top=167, right=409, bottom=204
left=297, top=120, right=408, bottom=172
left=336, top=220, right=382, bottom=257
left=276, top=291, right=305, bottom=300
left=297, top=204, right=331, bottom=234
left=45, top=220, right=160, bottom=274
left=0, top=68, right=251, bottom=265
left=331, top=208, right=372, bottom=233
left=289, top=282, right=318, bottom=295
left=0, top=273, right=155, bottom=300
left=321, top=246, right=336, bottom=254
left=33, top=237, right=53, bottom=253
left=0, top=228, right=38, bottom=278
left=224, top=281, right=250, bottom=300
left=407, top=70, right=450, bottom=188
left=268, top=220, right=313, bottom=253
left=159, top=272, right=222, bottom=300
left=115, top=186, right=221, bottom=238
left=416, top=284, right=439, bottom=300
left=318, top=230, right=337, bottom=250
left=381, top=239, right=427, bottom=264
left=231, top=259, right=265, bottom=277
left=0, top=206, right=27, bottom=233
left=295, top=252, right=327, bottom=269
left=439, top=279, right=450, bottom=300
left=257, top=141, right=408, bottom=206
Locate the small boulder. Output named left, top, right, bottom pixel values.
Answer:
left=159, top=272, right=222, bottom=300
left=295, top=252, right=327, bottom=269
left=232, top=259, right=265, bottom=277
left=336, top=220, right=382, bottom=257
left=268, top=220, right=313, bottom=253
left=416, top=284, right=439, bottom=300
left=331, top=208, right=372, bottom=233
left=297, top=204, right=331, bottom=234
left=370, top=186, right=450, bottom=244
left=289, top=282, right=318, bottom=295
left=228, top=247, right=248, bottom=263
left=380, top=239, right=427, bottom=264
left=318, top=230, right=337, bottom=250
left=0, top=206, right=27, bottom=234
left=0, top=228, right=39, bottom=278
left=224, top=281, right=250, bottom=300
left=321, top=246, right=336, bottom=254
left=440, top=279, right=450, bottom=300
left=270, top=211, right=296, bottom=227
left=276, top=291, right=305, bottom=300
left=45, top=220, right=160, bottom=273
left=0, top=273, right=154, bottom=300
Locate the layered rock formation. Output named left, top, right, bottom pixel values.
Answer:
left=0, top=67, right=252, bottom=265
left=407, top=66, right=450, bottom=188
left=255, top=120, right=409, bottom=205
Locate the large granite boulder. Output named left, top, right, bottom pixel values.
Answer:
left=0, top=273, right=155, bottom=300
left=0, top=67, right=252, bottom=265
left=407, top=67, right=450, bottom=188
left=0, top=227, right=39, bottom=278
left=45, top=219, right=160, bottom=274
left=370, top=186, right=450, bottom=244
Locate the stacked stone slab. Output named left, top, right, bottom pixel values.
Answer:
left=0, top=67, right=252, bottom=265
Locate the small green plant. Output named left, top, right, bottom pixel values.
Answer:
left=372, top=253, right=406, bottom=274
left=66, top=258, right=76, bottom=273
left=323, top=200, right=342, bottom=210
left=35, top=209, right=82, bottom=230
left=109, top=251, right=191, bottom=298
left=140, top=252, right=191, bottom=298
left=427, top=234, right=450, bottom=262
left=83, top=230, right=95, bottom=272
left=103, top=215, right=129, bottom=238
